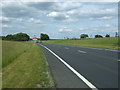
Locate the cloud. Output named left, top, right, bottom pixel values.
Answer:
left=1, top=0, right=119, bottom=3
left=47, top=11, right=69, bottom=21
left=54, top=2, right=82, bottom=11
left=62, top=0, right=119, bottom=2
left=0, top=16, right=23, bottom=24
left=59, top=27, right=73, bottom=32
left=104, top=24, right=111, bottom=27
left=2, top=2, right=41, bottom=18
left=25, top=2, right=82, bottom=12
left=28, top=18, right=42, bottom=23
left=96, top=16, right=113, bottom=20
left=26, top=2, right=55, bottom=11
left=0, top=16, right=10, bottom=21
left=67, top=7, right=117, bottom=20
left=2, top=24, right=12, bottom=28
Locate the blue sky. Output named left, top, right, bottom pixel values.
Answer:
left=0, top=0, right=118, bottom=39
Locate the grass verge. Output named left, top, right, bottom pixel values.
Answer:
left=2, top=41, right=55, bottom=88
left=42, top=37, right=119, bottom=50
left=0, top=40, right=2, bottom=89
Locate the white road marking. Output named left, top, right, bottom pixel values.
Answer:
left=118, top=60, right=120, bottom=61
left=40, top=44, right=98, bottom=90
left=78, top=50, right=87, bottom=53
left=80, top=47, right=119, bottom=52
left=65, top=47, right=69, bottom=49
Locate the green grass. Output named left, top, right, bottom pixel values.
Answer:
left=43, top=37, right=119, bottom=50
left=2, top=41, right=55, bottom=88
left=0, top=40, right=2, bottom=89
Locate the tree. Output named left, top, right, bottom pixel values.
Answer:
left=95, top=35, right=103, bottom=38
left=2, top=33, right=30, bottom=41
left=40, top=33, right=49, bottom=40
left=80, top=34, right=88, bottom=39
left=6, top=34, right=14, bottom=40
left=105, top=34, right=110, bottom=37
left=13, top=33, right=30, bottom=41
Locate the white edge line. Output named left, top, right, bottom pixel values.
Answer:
left=40, top=44, right=98, bottom=90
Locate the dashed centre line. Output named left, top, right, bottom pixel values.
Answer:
left=78, top=50, right=87, bottom=53
left=118, top=60, right=120, bottom=61
left=65, top=47, right=69, bottom=49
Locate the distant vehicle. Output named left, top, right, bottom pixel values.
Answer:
left=36, top=41, right=39, bottom=43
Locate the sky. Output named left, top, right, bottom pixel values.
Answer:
left=0, top=0, right=119, bottom=39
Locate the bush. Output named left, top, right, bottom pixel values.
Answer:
left=95, top=35, right=103, bottom=38
left=105, top=34, right=110, bottom=37
left=80, top=34, right=89, bottom=39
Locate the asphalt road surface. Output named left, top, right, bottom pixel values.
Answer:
left=38, top=43, right=118, bottom=89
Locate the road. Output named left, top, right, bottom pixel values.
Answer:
left=38, top=43, right=118, bottom=89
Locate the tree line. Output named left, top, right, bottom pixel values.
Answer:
left=2, top=33, right=30, bottom=41
left=1, top=32, right=118, bottom=41
left=79, top=33, right=118, bottom=39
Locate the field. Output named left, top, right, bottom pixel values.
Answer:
left=2, top=41, right=54, bottom=88
left=43, top=37, right=119, bottom=50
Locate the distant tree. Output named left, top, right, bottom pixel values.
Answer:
left=105, top=34, right=110, bottom=37
left=67, top=37, right=69, bottom=39
left=95, top=35, right=103, bottom=38
left=2, top=36, right=6, bottom=40
left=80, top=34, right=89, bottom=39
left=6, top=34, right=14, bottom=40
left=40, top=33, right=49, bottom=40
left=115, top=32, right=118, bottom=37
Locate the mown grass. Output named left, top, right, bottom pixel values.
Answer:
left=43, top=37, right=119, bottom=50
left=2, top=41, right=55, bottom=88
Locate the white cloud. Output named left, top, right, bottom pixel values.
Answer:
left=2, top=24, right=12, bottom=28
left=47, top=11, right=78, bottom=23
left=1, top=0, right=58, bottom=3
left=15, top=18, right=23, bottom=22
left=97, top=16, right=113, bottom=20
left=0, top=16, right=10, bottom=21
left=47, top=11, right=69, bottom=20
left=0, top=16, right=23, bottom=23
left=59, top=27, right=73, bottom=32
left=104, top=24, right=111, bottom=27
left=1, top=0, right=119, bottom=2
left=55, top=2, right=82, bottom=11
left=28, top=18, right=42, bottom=23
left=68, top=8, right=117, bottom=16
left=47, top=12, right=59, bottom=17
left=67, top=7, right=117, bottom=20
left=28, top=18, right=34, bottom=22
left=62, top=0, right=119, bottom=2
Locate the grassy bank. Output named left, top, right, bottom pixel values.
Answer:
left=0, top=40, right=2, bottom=89
left=2, top=41, right=54, bottom=88
left=43, top=37, right=119, bottom=50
